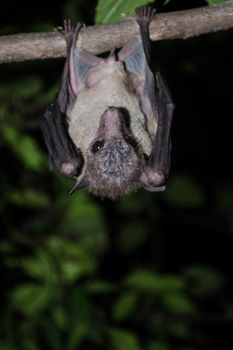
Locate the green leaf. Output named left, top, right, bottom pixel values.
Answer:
left=125, top=270, right=162, bottom=292
left=95, top=0, right=154, bottom=24
left=68, top=288, right=91, bottom=324
left=163, top=293, right=194, bottom=314
left=61, top=258, right=93, bottom=283
left=11, top=283, right=52, bottom=315
left=109, top=328, right=140, bottom=350
left=68, top=322, right=88, bottom=350
left=164, top=174, right=205, bottom=207
left=21, top=339, right=40, bottom=350
left=63, top=191, right=107, bottom=254
left=161, top=276, right=185, bottom=291
left=20, top=250, right=56, bottom=282
left=184, top=265, right=224, bottom=298
left=15, top=135, right=45, bottom=170
left=2, top=125, right=45, bottom=171
left=46, top=237, right=96, bottom=282
left=64, top=191, right=105, bottom=233
left=113, top=291, right=138, bottom=321
left=85, top=280, right=116, bottom=294
left=8, top=189, right=50, bottom=208
left=125, top=270, right=184, bottom=294
left=206, top=0, right=227, bottom=4
left=52, top=307, right=68, bottom=331
left=0, top=77, right=42, bottom=99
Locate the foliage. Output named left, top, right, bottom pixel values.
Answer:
left=95, top=0, right=228, bottom=24
left=95, top=0, right=154, bottom=24
left=0, top=0, right=233, bottom=349
left=165, top=0, right=227, bottom=4
left=206, top=0, right=228, bottom=4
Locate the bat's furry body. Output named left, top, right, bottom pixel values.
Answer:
left=68, top=58, right=152, bottom=158
left=41, top=7, right=174, bottom=199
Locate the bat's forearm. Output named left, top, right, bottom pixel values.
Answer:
left=0, top=2, right=233, bottom=64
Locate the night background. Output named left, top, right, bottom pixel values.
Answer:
left=0, top=0, right=233, bottom=349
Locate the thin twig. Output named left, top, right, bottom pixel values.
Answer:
left=0, top=2, right=233, bottom=64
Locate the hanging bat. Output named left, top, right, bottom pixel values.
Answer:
left=41, top=6, right=174, bottom=199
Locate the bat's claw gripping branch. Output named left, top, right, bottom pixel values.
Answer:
left=55, top=19, right=73, bottom=36
left=135, top=6, right=156, bottom=25
left=55, top=20, right=84, bottom=49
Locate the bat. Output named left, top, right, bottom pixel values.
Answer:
left=41, top=6, right=174, bottom=199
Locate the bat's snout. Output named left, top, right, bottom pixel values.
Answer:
left=99, top=106, right=127, bottom=140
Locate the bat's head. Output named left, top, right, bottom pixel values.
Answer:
left=72, top=106, right=142, bottom=199
left=86, top=106, right=142, bottom=199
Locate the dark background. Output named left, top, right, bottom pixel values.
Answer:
left=0, top=0, right=233, bottom=349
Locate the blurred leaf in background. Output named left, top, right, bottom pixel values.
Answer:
left=95, top=0, right=154, bottom=24
left=206, top=0, right=227, bottom=4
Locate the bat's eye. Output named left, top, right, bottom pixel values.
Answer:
left=92, top=140, right=105, bottom=153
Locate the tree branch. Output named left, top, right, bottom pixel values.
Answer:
left=0, top=2, right=233, bottom=64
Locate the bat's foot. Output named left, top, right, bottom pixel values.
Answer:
left=135, top=6, right=156, bottom=25
left=55, top=19, right=73, bottom=37
left=55, top=20, right=83, bottom=48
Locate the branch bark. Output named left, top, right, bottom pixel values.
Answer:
left=0, top=2, right=233, bottom=64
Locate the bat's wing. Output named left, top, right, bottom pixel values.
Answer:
left=118, top=7, right=174, bottom=191
left=41, top=20, right=103, bottom=178
left=40, top=102, right=82, bottom=177
left=141, top=72, right=174, bottom=191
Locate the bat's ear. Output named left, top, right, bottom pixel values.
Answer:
left=140, top=167, right=167, bottom=192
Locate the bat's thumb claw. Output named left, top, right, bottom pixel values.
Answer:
left=140, top=168, right=167, bottom=192
left=69, top=176, right=89, bottom=196
left=60, top=160, right=79, bottom=178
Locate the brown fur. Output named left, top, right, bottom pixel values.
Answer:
left=86, top=139, right=141, bottom=199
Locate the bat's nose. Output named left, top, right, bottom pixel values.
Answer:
left=100, top=106, right=124, bottom=139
